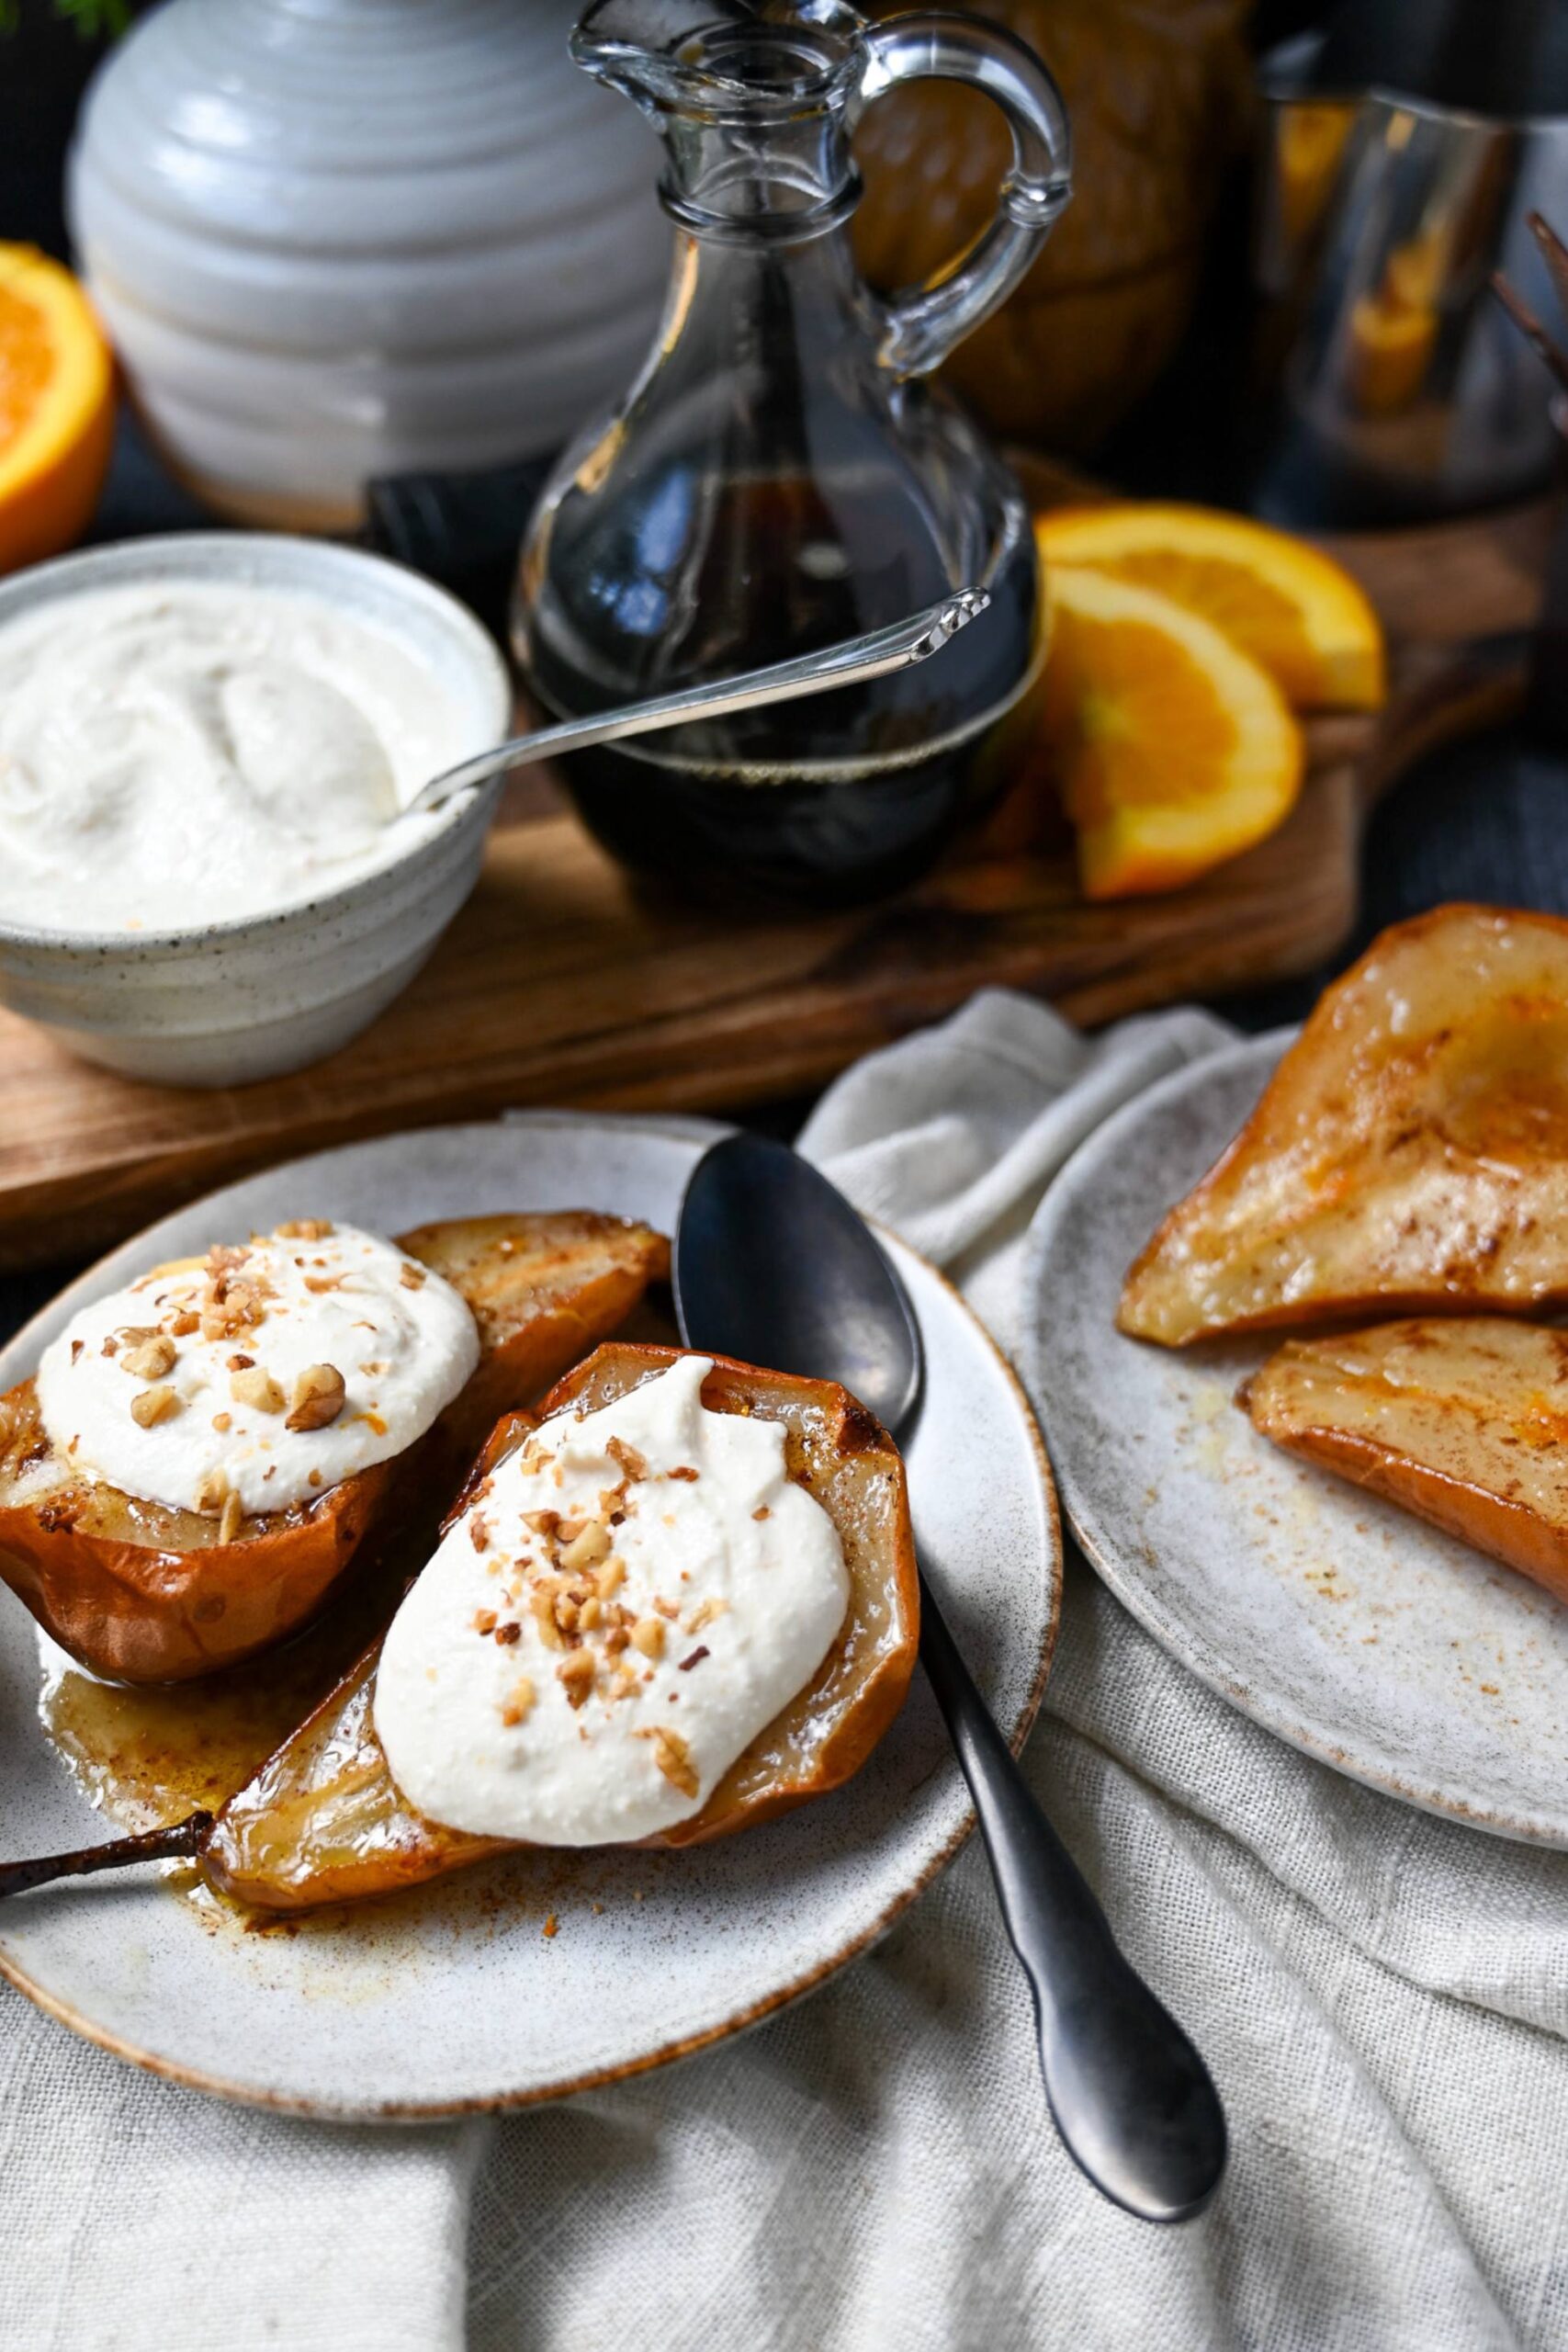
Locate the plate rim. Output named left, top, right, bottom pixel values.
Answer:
left=1026, top=1027, right=1568, bottom=1848
left=0, top=1110, right=1063, bottom=2116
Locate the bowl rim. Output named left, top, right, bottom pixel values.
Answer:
left=0, top=532, right=513, bottom=958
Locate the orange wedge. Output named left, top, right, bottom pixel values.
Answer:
left=0, top=245, right=115, bottom=575
left=1040, top=566, right=1303, bottom=901
left=1035, top=503, right=1384, bottom=712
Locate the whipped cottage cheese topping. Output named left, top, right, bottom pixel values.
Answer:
left=0, top=581, right=474, bottom=933
left=373, top=1355, right=851, bottom=1845
left=36, top=1223, right=479, bottom=1519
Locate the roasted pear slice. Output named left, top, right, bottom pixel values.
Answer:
left=0, top=1213, right=668, bottom=1686
left=1242, top=1318, right=1568, bottom=1604
left=1121, top=905, right=1568, bottom=1348
left=204, top=1344, right=919, bottom=1912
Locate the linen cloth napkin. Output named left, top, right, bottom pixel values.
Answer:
left=6, top=988, right=1568, bottom=2351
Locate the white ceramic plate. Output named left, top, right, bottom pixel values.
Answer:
left=1029, top=1034, right=1568, bottom=1848
left=0, top=1114, right=1059, bottom=2116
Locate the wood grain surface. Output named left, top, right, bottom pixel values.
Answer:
left=0, top=489, right=1553, bottom=1272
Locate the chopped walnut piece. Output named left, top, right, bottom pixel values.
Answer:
left=473, top=1608, right=498, bottom=1635
left=122, top=1331, right=175, bottom=1379
left=469, top=1515, right=491, bottom=1554
left=595, top=1555, right=626, bottom=1600
left=194, top=1468, right=230, bottom=1515
left=170, top=1310, right=200, bottom=1337
left=399, top=1261, right=427, bottom=1290
left=530, top=1590, right=565, bottom=1650
left=69, top=1340, right=83, bottom=1364
left=541, top=1914, right=558, bottom=1939
left=101, top=1336, right=118, bottom=1358
left=630, top=1617, right=665, bottom=1661
left=219, top=1488, right=243, bottom=1546
left=501, top=1676, right=536, bottom=1727
left=523, top=1509, right=560, bottom=1539
left=560, top=1521, right=610, bottom=1573
left=494, top=1621, right=523, bottom=1645
left=637, top=1724, right=698, bottom=1799
left=276, top=1218, right=333, bottom=1240
left=653, top=1596, right=680, bottom=1621
left=304, top=1272, right=344, bottom=1295
left=685, top=1597, right=728, bottom=1634
left=231, top=1364, right=287, bottom=1414
left=130, top=1384, right=177, bottom=1429
left=286, top=1363, right=346, bottom=1431
left=558, top=1650, right=596, bottom=1709
left=665, top=1464, right=700, bottom=1482
left=606, top=1436, right=649, bottom=1482
left=211, top=1412, right=232, bottom=1434
left=228, top=1353, right=254, bottom=1372
left=579, top=1595, right=603, bottom=1630
left=751, top=1505, right=772, bottom=1521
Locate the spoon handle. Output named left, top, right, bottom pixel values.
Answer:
left=918, top=1571, right=1226, bottom=2222
left=404, top=587, right=989, bottom=817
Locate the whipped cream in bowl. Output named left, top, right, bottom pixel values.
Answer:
left=0, top=534, right=510, bottom=1085
left=374, top=1353, right=852, bottom=1846
left=36, top=1220, right=479, bottom=1521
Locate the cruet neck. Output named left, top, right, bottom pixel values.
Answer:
left=572, top=0, right=869, bottom=240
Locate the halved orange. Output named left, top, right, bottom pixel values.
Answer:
left=1035, top=503, right=1384, bottom=712
left=0, top=245, right=115, bottom=575
left=1040, top=565, right=1303, bottom=901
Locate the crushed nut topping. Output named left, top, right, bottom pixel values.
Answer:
left=399, top=1261, right=427, bottom=1289
left=231, top=1364, right=287, bottom=1414
left=494, top=1621, right=522, bottom=1645
left=665, top=1464, right=700, bottom=1482
left=472, top=1609, right=497, bottom=1635
left=560, top=1521, right=610, bottom=1573
left=170, top=1310, right=200, bottom=1337
left=630, top=1617, right=665, bottom=1660
left=228, top=1353, right=254, bottom=1372
left=211, top=1411, right=232, bottom=1433
left=637, top=1724, right=698, bottom=1798
left=501, top=1676, right=535, bottom=1727
left=685, top=1596, right=728, bottom=1634
left=606, top=1436, right=648, bottom=1482
left=286, top=1363, right=345, bottom=1431
left=276, top=1218, right=333, bottom=1240
left=219, top=1488, right=243, bottom=1545
left=130, top=1384, right=177, bottom=1429
left=557, top=1651, right=595, bottom=1709
left=303, top=1272, right=344, bottom=1294
left=678, top=1645, right=710, bottom=1672
left=469, top=1516, right=491, bottom=1554
left=70, top=1340, right=83, bottom=1364
left=194, top=1467, right=230, bottom=1515
left=751, top=1505, right=772, bottom=1521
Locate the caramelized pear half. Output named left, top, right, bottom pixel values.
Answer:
left=0, top=1213, right=668, bottom=1685
left=1121, top=905, right=1568, bottom=1347
left=1242, top=1317, right=1568, bottom=1603
left=205, top=1344, right=919, bottom=1912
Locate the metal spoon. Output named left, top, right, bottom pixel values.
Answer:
left=672, top=1132, right=1228, bottom=2225
left=399, top=587, right=990, bottom=820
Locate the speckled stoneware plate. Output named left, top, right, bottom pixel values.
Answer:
left=1028, top=1034, right=1568, bottom=1848
left=0, top=1114, right=1059, bottom=2116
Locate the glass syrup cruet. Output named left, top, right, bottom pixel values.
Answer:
left=513, top=0, right=1072, bottom=900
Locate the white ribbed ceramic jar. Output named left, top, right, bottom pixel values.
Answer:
left=68, top=0, right=667, bottom=530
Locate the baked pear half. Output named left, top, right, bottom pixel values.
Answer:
left=0, top=1214, right=668, bottom=1686
left=1120, top=904, right=1568, bottom=1348
left=1242, top=1318, right=1568, bottom=1605
left=204, top=1343, right=919, bottom=1912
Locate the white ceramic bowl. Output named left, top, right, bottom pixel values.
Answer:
left=0, top=535, right=512, bottom=1087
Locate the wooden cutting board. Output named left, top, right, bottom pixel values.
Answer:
left=0, top=490, right=1553, bottom=1272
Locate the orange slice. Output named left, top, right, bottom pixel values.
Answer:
left=1035, top=503, right=1384, bottom=712
left=0, top=245, right=115, bottom=575
left=1040, top=565, right=1303, bottom=901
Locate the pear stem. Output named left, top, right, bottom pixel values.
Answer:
left=0, top=1812, right=213, bottom=1899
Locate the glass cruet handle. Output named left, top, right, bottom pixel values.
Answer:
left=860, top=11, right=1072, bottom=379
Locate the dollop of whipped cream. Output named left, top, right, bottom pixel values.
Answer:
left=0, top=580, right=476, bottom=933
left=373, top=1354, right=850, bottom=1845
left=36, top=1222, right=479, bottom=1519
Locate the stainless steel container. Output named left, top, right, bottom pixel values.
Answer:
left=1254, top=30, right=1568, bottom=524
